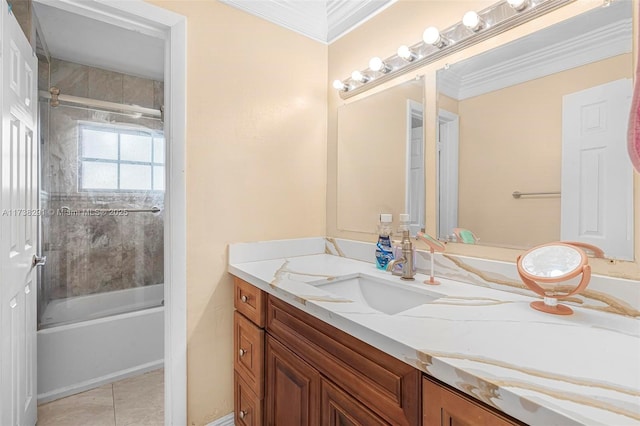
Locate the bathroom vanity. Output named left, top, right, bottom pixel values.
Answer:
left=233, top=276, right=522, bottom=425
left=229, top=238, right=640, bottom=425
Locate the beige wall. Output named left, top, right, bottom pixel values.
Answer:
left=337, top=79, right=423, bottom=232
left=147, top=1, right=327, bottom=424
left=328, top=0, right=640, bottom=277
left=455, top=54, right=632, bottom=249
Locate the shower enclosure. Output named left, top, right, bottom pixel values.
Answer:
left=36, top=57, right=165, bottom=401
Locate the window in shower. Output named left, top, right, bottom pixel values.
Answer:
left=79, top=124, right=165, bottom=192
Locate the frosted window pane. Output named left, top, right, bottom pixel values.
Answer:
left=81, top=129, right=118, bottom=160
left=153, top=166, right=164, bottom=191
left=153, top=137, right=165, bottom=164
left=82, top=161, right=118, bottom=189
left=121, top=164, right=151, bottom=190
left=121, top=134, right=152, bottom=162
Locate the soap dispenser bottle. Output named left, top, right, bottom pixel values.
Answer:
left=375, top=214, right=394, bottom=270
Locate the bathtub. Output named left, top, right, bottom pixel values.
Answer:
left=37, top=284, right=164, bottom=403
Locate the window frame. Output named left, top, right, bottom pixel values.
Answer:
left=78, top=123, right=165, bottom=192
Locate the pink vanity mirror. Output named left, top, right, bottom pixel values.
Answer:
left=517, top=243, right=591, bottom=315
left=416, top=232, right=445, bottom=285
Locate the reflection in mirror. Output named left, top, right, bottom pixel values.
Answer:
left=337, top=76, right=424, bottom=235
left=437, top=1, right=634, bottom=260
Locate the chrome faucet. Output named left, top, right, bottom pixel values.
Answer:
left=386, top=230, right=415, bottom=280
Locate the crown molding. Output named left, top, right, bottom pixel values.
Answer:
left=439, top=18, right=632, bottom=101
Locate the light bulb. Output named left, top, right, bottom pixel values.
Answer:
left=332, top=79, right=347, bottom=91
left=369, top=57, right=390, bottom=73
left=351, top=70, right=368, bottom=83
left=507, top=0, right=529, bottom=11
left=462, top=11, right=484, bottom=32
left=397, top=45, right=416, bottom=62
left=423, top=26, right=450, bottom=48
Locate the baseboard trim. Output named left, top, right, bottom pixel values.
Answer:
left=206, top=412, right=234, bottom=426
left=37, top=360, right=164, bottom=404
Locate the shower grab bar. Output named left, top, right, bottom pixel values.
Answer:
left=512, top=191, right=561, bottom=199
left=58, top=206, right=161, bottom=214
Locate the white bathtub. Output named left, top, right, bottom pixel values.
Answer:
left=37, top=285, right=164, bottom=403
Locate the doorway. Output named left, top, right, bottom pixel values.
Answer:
left=0, top=1, right=186, bottom=424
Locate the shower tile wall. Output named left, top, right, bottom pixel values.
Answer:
left=41, top=58, right=164, bottom=300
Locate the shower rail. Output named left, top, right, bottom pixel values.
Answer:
left=39, top=88, right=162, bottom=119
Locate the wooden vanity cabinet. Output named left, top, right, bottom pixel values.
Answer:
left=233, top=276, right=525, bottom=426
left=266, top=294, right=420, bottom=425
left=422, top=376, right=524, bottom=426
left=233, top=277, right=267, bottom=424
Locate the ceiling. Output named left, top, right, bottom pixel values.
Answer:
left=32, top=0, right=393, bottom=82
left=33, top=1, right=165, bottom=81
left=219, top=0, right=395, bottom=43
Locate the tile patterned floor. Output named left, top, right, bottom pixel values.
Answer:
left=37, top=369, right=164, bottom=426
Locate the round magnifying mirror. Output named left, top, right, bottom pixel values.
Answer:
left=517, top=243, right=591, bottom=315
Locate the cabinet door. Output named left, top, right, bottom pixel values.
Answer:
left=423, top=376, right=521, bottom=426
left=321, top=380, right=389, bottom=426
left=265, top=335, right=320, bottom=426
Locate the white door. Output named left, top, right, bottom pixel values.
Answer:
left=561, top=78, right=633, bottom=260
left=0, top=2, right=39, bottom=425
left=406, top=100, right=424, bottom=235
left=437, top=110, right=459, bottom=239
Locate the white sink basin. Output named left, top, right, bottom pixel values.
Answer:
left=312, top=274, right=440, bottom=315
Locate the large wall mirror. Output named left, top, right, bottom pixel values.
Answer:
left=337, top=77, right=425, bottom=235
left=436, top=1, right=634, bottom=260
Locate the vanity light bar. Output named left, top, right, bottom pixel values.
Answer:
left=334, top=0, right=575, bottom=99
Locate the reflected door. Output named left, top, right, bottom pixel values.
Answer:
left=407, top=100, right=425, bottom=235
left=561, top=78, right=634, bottom=260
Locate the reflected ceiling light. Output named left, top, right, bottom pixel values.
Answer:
left=369, top=56, right=391, bottom=73
left=507, top=0, right=529, bottom=11
left=332, top=79, right=348, bottom=91
left=351, top=70, right=369, bottom=83
left=397, top=45, right=417, bottom=62
left=462, top=11, right=485, bottom=32
left=423, top=26, right=450, bottom=48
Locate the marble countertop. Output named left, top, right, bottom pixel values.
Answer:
left=228, top=238, right=640, bottom=425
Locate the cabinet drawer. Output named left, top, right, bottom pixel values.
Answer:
left=235, top=372, right=263, bottom=426
left=423, top=376, right=523, bottom=426
left=234, top=311, right=265, bottom=398
left=266, top=295, right=420, bottom=426
left=321, top=379, right=389, bottom=426
left=234, top=277, right=266, bottom=327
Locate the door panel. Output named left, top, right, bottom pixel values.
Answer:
left=561, top=79, right=633, bottom=259
left=0, top=3, right=38, bottom=425
left=265, top=335, right=320, bottom=426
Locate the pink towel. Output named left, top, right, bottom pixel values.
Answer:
left=629, top=20, right=640, bottom=173
left=629, top=76, right=640, bottom=172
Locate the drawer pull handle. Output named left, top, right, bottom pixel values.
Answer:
left=239, top=409, right=248, bottom=419
left=239, top=348, right=246, bottom=357
left=240, top=295, right=248, bottom=303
